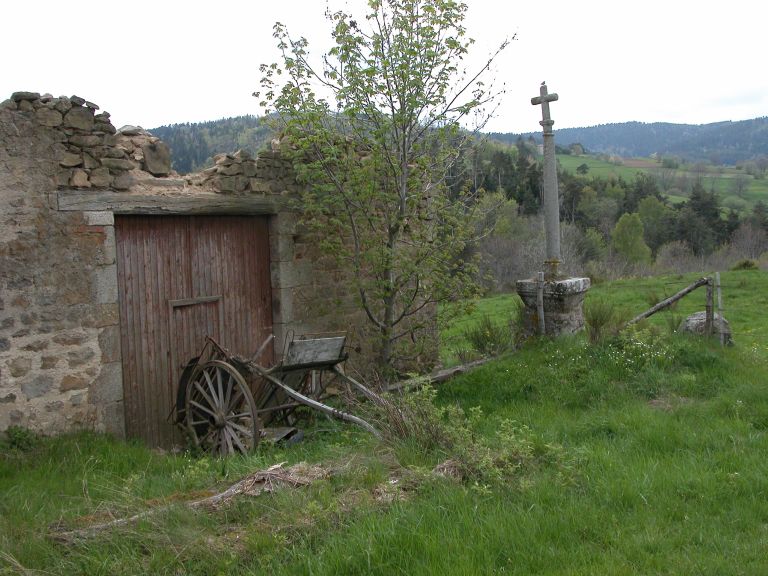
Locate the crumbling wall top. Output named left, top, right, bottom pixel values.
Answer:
left=1, top=91, right=297, bottom=198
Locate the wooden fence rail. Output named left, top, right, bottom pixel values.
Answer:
left=625, top=277, right=710, bottom=327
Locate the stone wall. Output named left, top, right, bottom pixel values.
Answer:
left=0, top=93, right=123, bottom=435
left=1, top=92, right=174, bottom=191
left=1, top=90, right=424, bottom=441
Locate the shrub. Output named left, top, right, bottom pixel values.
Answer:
left=354, top=384, right=570, bottom=486
left=461, top=313, right=513, bottom=357
left=3, top=426, right=39, bottom=452
left=731, top=258, right=758, bottom=271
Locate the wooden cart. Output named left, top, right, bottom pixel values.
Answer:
left=173, top=334, right=381, bottom=455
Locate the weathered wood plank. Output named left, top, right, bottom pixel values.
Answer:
left=284, top=337, right=346, bottom=366
left=57, top=189, right=288, bottom=215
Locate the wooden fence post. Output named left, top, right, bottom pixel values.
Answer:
left=537, top=271, right=546, bottom=336
left=716, top=272, right=725, bottom=347
left=705, top=277, right=714, bottom=336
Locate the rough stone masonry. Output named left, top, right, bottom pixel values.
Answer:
left=0, top=92, right=126, bottom=434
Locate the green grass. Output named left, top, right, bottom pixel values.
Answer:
left=2, top=270, right=768, bottom=575
left=557, top=154, right=768, bottom=213
left=588, top=270, right=768, bottom=349
left=557, top=154, right=645, bottom=180
left=440, top=293, right=522, bottom=365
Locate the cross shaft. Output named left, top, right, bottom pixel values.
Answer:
left=531, top=82, right=561, bottom=278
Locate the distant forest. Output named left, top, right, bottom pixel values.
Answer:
left=151, top=116, right=768, bottom=174
left=490, top=117, right=768, bottom=165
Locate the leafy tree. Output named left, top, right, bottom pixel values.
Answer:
left=661, top=157, right=680, bottom=169
left=751, top=201, right=768, bottom=232
left=611, top=213, right=651, bottom=264
left=482, top=145, right=518, bottom=197
left=508, top=140, right=541, bottom=214
left=725, top=209, right=741, bottom=240
left=638, top=196, right=674, bottom=254
left=756, top=155, right=768, bottom=179
left=622, top=172, right=660, bottom=213
left=688, top=182, right=728, bottom=243
left=559, top=171, right=584, bottom=223
left=257, top=0, right=508, bottom=375
left=730, top=173, right=750, bottom=198
left=676, top=204, right=715, bottom=255
left=575, top=185, right=599, bottom=227
left=577, top=227, right=607, bottom=263
left=576, top=163, right=590, bottom=175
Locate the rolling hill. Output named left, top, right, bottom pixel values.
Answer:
left=488, top=117, right=768, bottom=165
left=150, top=116, right=768, bottom=174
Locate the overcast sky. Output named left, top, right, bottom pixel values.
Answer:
left=2, top=0, right=765, bottom=134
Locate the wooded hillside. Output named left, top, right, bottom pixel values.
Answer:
left=489, top=117, right=768, bottom=165
left=152, top=116, right=768, bottom=173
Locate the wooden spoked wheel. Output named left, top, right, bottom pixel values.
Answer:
left=184, top=360, right=261, bottom=455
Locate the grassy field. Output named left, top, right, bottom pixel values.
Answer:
left=2, top=270, right=768, bottom=575
left=557, top=154, right=644, bottom=181
left=443, top=270, right=768, bottom=365
left=557, top=154, right=768, bottom=213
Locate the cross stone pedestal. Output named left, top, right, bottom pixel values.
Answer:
left=516, top=277, right=591, bottom=337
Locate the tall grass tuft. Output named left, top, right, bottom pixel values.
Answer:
left=2, top=425, right=39, bottom=452
left=584, top=298, right=622, bottom=344
left=731, top=258, right=758, bottom=270
left=461, top=313, right=514, bottom=357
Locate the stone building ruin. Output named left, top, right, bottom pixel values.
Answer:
left=0, top=91, right=423, bottom=447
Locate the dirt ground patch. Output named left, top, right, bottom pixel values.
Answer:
left=622, top=158, right=658, bottom=169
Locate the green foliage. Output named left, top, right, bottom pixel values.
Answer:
left=612, top=212, right=652, bottom=264
left=583, top=297, right=621, bottom=344
left=608, top=325, right=672, bottom=373
left=441, top=293, right=524, bottom=366
left=2, top=426, right=39, bottom=452
left=662, top=156, right=680, bottom=169
left=363, top=384, right=568, bottom=486
left=732, top=258, right=758, bottom=270
left=580, top=227, right=608, bottom=262
left=257, top=0, right=507, bottom=373
left=460, top=313, right=513, bottom=357
left=475, top=192, right=520, bottom=236
left=638, top=195, right=675, bottom=253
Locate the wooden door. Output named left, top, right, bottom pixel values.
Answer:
left=115, top=215, right=273, bottom=447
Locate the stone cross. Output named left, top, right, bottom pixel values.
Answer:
left=531, top=82, right=561, bottom=279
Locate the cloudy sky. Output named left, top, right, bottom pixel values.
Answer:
left=2, top=0, right=765, bottom=134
